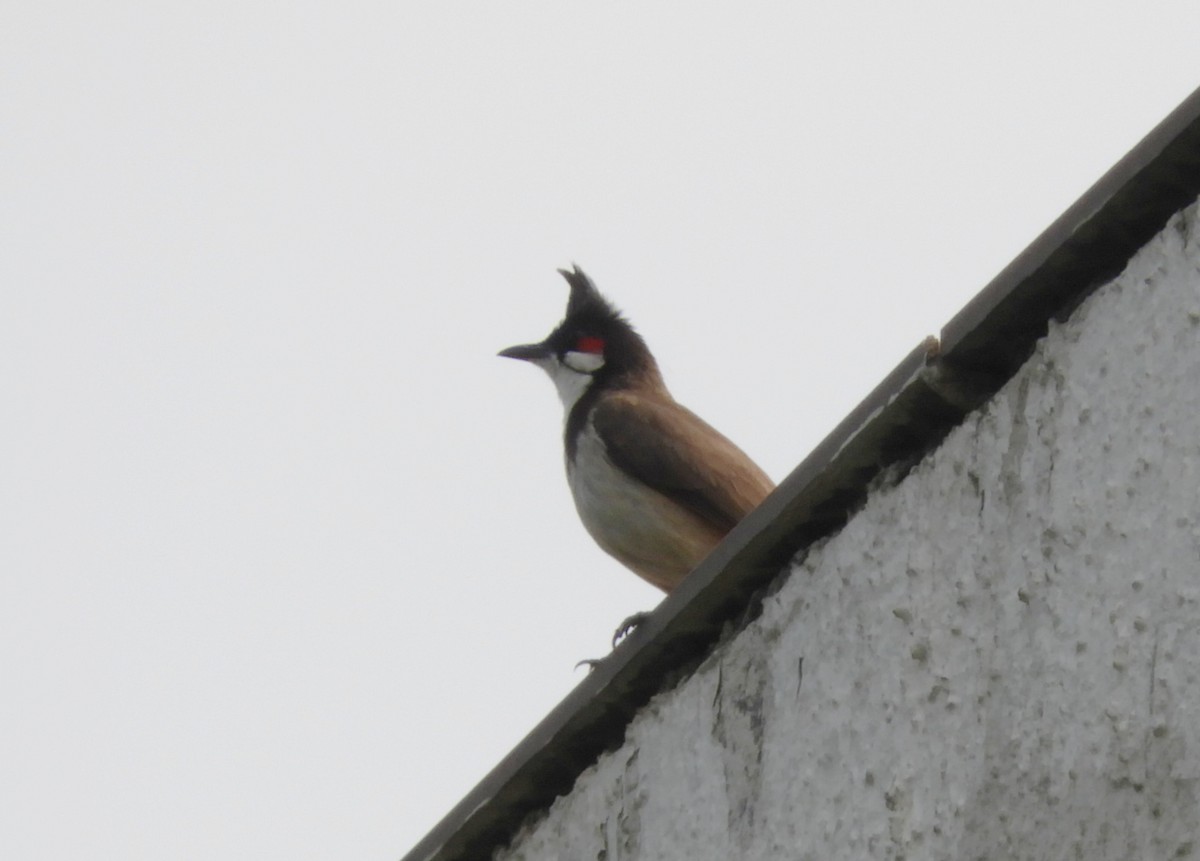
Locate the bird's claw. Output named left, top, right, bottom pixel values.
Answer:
left=573, top=611, right=654, bottom=670
left=612, top=611, right=651, bottom=648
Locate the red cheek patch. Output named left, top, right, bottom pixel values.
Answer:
left=575, top=335, right=605, bottom=354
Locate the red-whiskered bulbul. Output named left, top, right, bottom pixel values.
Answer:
left=499, top=266, right=775, bottom=601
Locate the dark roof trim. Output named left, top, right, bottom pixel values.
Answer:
left=402, top=84, right=1200, bottom=861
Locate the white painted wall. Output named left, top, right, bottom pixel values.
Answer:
left=497, top=197, right=1200, bottom=861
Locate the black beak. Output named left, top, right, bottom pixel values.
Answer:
left=498, top=342, right=550, bottom=362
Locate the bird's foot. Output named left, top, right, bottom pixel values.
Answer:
left=612, top=611, right=651, bottom=648
left=573, top=611, right=654, bottom=670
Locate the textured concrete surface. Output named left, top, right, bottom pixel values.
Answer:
left=498, top=198, right=1200, bottom=861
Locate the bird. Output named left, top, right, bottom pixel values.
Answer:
left=499, top=265, right=775, bottom=626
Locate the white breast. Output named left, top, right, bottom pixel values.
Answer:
left=566, top=420, right=722, bottom=591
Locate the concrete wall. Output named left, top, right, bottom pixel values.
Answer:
left=497, top=197, right=1200, bottom=861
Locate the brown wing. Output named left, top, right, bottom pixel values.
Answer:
left=590, top=392, right=775, bottom=534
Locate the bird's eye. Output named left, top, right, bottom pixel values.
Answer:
left=574, top=335, right=605, bottom=355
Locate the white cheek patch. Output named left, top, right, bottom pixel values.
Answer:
left=563, top=350, right=605, bottom=374
left=534, top=353, right=602, bottom=412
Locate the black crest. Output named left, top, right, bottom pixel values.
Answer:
left=549, top=264, right=659, bottom=385
left=559, top=265, right=622, bottom=324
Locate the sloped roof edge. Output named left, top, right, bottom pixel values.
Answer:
left=402, top=84, right=1200, bottom=861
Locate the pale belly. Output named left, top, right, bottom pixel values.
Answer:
left=566, top=424, right=723, bottom=592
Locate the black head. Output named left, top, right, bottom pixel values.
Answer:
left=498, top=266, right=660, bottom=389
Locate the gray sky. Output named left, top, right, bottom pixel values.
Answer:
left=3, top=3, right=1198, bottom=859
